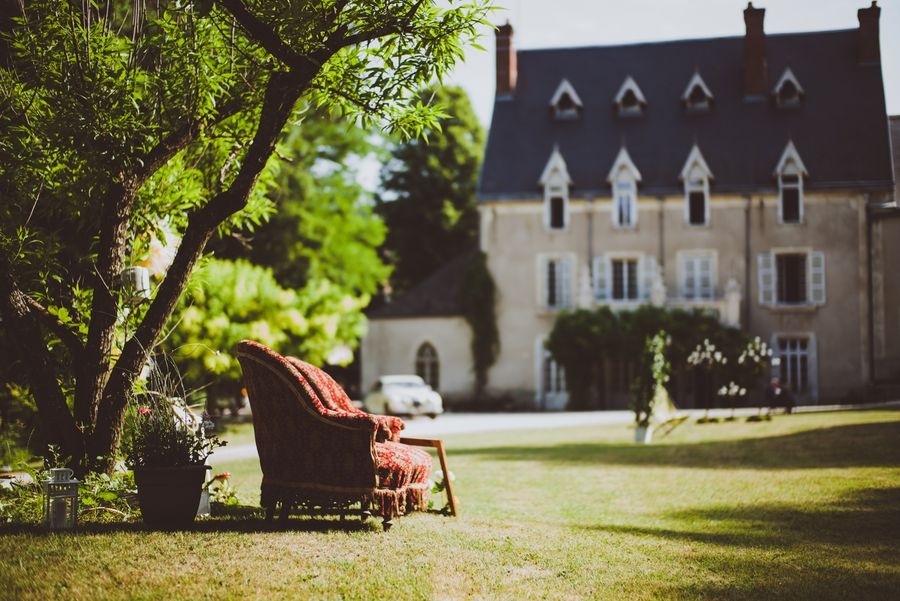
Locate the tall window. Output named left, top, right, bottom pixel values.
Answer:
left=774, top=141, right=806, bottom=225
left=687, top=181, right=707, bottom=225
left=415, top=343, right=439, bottom=390
left=776, top=253, right=806, bottom=304
left=542, top=255, right=572, bottom=309
left=540, top=147, right=571, bottom=231
left=613, top=173, right=637, bottom=228
left=537, top=341, right=567, bottom=410
left=779, top=172, right=802, bottom=224
left=611, top=259, right=639, bottom=300
left=594, top=254, right=655, bottom=303
left=680, top=146, right=713, bottom=226
left=681, top=253, right=715, bottom=300
left=758, top=250, right=825, bottom=307
left=776, top=337, right=810, bottom=393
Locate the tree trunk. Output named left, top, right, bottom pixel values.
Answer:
left=0, top=259, right=84, bottom=467
left=87, top=70, right=307, bottom=473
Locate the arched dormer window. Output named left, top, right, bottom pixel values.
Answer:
left=679, top=145, right=714, bottom=226
left=773, top=140, right=809, bottom=224
left=682, top=72, right=714, bottom=113
left=549, top=78, right=583, bottom=120
left=415, top=342, right=439, bottom=390
left=606, top=147, right=641, bottom=228
left=773, top=68, right=804, bottom=108
left=539, top=146, right=572, bottom=231
left=614, top=76, right=646, bottom=117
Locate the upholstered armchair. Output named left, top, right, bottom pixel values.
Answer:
left=285, top=356, right=406, bottom=442
left=236, top=340, right=432, bottom=529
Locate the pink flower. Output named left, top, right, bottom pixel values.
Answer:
left=138, top=406, right=152, bottom=417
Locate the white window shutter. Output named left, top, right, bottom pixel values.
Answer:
left=593, top=257, right=608, bottom=301
left=809, top=251, right=826, bottom=305
left=640, top=255, right=657, bottom=300
left=757, top=252, right=774, bottom=306
left=542, top=257, right=553, bottom=308
left=560, top=258, right=572, bottom=308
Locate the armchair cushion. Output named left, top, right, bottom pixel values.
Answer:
left=287, top=357, right=405, bottom=442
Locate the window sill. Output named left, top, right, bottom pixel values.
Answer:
left=763, top=303, right=820, bottom=313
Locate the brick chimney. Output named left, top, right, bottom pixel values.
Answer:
left=857, top=1, right=881, bottom=64
left=495, top=22, right=517, bottom=96
left=742, top=3, right=767, bottom=99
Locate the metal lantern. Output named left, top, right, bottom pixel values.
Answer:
left=42, top=468, right=80, bottom=531
left=121, top=266, right=151, bottom=304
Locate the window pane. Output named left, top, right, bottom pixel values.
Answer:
left=688, top=191, right=706, bottom=225
left=546, top=260, right=557, bottom=307
left=781, top=188, right=800, bottom=223
left=612, top=260, right=625, bottom=300
left=776, top=253, right=807, bottom=303
left=626, top=260, right=638, bottom=299
left=549, top=196, right=565, bottom=229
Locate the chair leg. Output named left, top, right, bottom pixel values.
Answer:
left=279, top=500, right=290, bottom=523
left=265, top=505, right=276, bottom=521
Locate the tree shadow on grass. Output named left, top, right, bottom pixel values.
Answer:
left=450, top=421, right=900, bottom=470
left=578, top=486, right=900, bottom=600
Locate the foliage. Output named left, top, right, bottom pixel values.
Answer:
left=377, top=85, right=485, bottom=295
left=213, top=108, right=391, bottom=295
left=547, top=306, right=753, bottom=410
left=458, top=251, right=499, bottom=395
left=631, top=331, right=671, bottom=428
left=204, top=471, right=240, bottom=507
left=122, top=399, right=225, bottom=468
left=0, top=0, right=491, bottom=472
left=165, top=258, right=369, bottom=397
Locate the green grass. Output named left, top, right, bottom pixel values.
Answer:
left=2, top=410, right=899, bottom=600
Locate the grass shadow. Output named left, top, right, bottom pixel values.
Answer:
left=450, top=421, right=900, bottom=470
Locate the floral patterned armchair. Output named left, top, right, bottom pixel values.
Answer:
left=235, top=340, right=432, bottom=529
left=285, top=356, right=405, bottom=442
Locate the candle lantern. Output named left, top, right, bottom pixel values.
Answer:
left=42, top=468, right=80, bottom=531
left=121, top=266, right=151, bottom=304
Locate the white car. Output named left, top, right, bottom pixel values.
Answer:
left=364, top=375, right=443, bottom=418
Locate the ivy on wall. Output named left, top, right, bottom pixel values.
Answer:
left=458, top=251, right=499, bottom=396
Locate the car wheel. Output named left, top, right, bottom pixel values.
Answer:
left=426, top=413, right=437, bottom=420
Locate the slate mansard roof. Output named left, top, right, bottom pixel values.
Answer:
left=478, top=29, right=894, bottom=202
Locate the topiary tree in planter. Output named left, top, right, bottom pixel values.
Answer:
left=631, top=331, right=671, bottom=443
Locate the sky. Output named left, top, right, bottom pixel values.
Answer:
left=446, top=0, right=900, bottom=127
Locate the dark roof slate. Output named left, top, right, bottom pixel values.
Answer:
left=479, top=30, right=894, bottom=201
left=368, top=252, right=474, bottom=319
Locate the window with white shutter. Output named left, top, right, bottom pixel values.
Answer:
left=681, top=252, right=715, bottom=300
left=593, top=256, right=609, bottom=301
left=758, top=250, right=825, bottom=307
left=542, top=255, right=573, bottom=310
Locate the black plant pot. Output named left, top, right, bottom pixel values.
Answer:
left=134, top=464, right=209, bottom=528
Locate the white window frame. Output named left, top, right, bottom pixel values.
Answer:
left=774, top=141, right=808, bottom=225
left=593, top=253, right=657, bottom=304
left=678, top=250, right=717, bottom=300
left=538, top=253, right=574, bottom=310
left=680, top=145, right=714, bottom=226
left=549, top=78, right=583, bottom=120
left=613, top=172, right=637, bottom=228
left=539, top=147, right=572, bottom=232
left=757, top=248, right=825, bottom=307
left=770, top=332, right=818, bottom=400
left=535, top=338, right=568, bottom=409
left=681, top=72, right=714, bottom=112
left=614, top=76, right=647, bottom=116
left=772, top=67, right=804, bottom=108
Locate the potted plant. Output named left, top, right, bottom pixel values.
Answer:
left=123, top=396, right=225, bottom=527
left=631, top=331, right=671, bottom=443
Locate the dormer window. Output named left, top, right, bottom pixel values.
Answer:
left=549, top=79, right=583, bottom=120
left=679, top=145, right=714, bottom=226
left=773, top=140, right=809, bottom=224
left=773, top=68, right=804, bottom=108
left=614, top=76, right=647, bottom=117
left=539, top=146, right=572, bottom=231
left=607, top=147, right=642, bottom=228
left=682, top=72, right=714, bottom=113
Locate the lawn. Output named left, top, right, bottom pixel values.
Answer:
left=1, top=409, right=898, bottom=600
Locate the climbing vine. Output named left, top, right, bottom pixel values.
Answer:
left=458, top=251, right=499, bottom=396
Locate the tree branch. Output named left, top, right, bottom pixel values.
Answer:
left=22, top=295, right=84, bottom=356
left=217, top=0, right=309, bottom=69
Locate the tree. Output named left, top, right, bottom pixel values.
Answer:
left=377, top=85, right=485, bottom=295
left=0, top=0, right=490, bottom=473
left=164, top=258, right=368, bottom=408
left=213, top=108, right=391, bottom=296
